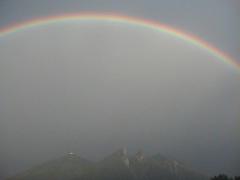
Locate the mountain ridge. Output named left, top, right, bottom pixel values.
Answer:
left=7, top=148, right=209, bottom=180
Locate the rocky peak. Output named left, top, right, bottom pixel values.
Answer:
left=105, top=147, right=130, bottom=168
left=112, top=147, right=128, bottom=157
left=135, top=150, right=145, bottom=162
left=121, top=147, right=130, bottom=167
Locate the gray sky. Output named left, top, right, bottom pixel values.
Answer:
left=0, top=0, right=239, bottom=178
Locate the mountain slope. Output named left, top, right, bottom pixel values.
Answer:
left=148, top=153, right=208, bottom=180
left=7, top=149, right=208, bottom=180
left=8, top=153, right=92, bottom=180
left=92, top=148, right=134, bottom=180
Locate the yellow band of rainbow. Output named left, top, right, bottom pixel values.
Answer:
left=0, top=13, right=239, bottom=71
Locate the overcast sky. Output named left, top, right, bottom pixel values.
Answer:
left=0, top=0, right=239, bottom=178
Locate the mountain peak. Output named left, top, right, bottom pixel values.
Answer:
left=135, top=150, right=145, bottom=162
left=101, top=147, right=130, bottom=168
left=117, top=147, right=128, bottom=156
left=109, top=147, right=128, bottom=158
left=116, top=147, right=130, bottom=167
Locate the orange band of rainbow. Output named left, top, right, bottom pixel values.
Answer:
left=0, top=13, right=239, bottom=71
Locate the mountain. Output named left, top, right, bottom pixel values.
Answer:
left=147, top=153, right=207, bottom=180
left=7, top=153, right=93, bottom=180
left=129, top=151, right=207, bottom=180
left=90, top=148, right=134, bottom=180
left=7, top=149, right=209, bottom=180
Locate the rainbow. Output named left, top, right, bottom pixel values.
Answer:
left=0, top=12, right=239, bottom=71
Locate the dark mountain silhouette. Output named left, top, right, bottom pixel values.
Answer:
left=8, top=148, right=208, bottom=180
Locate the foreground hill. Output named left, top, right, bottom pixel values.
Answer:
left=8, top=149, right=208, bottom=180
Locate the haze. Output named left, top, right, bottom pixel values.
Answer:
left=0, top=22, right=239, bottom=178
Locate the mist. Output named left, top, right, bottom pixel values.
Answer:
left=0, top=22, right=239, bottom=178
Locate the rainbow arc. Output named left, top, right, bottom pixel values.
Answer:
left=0, top=13, right=239, bottom=71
